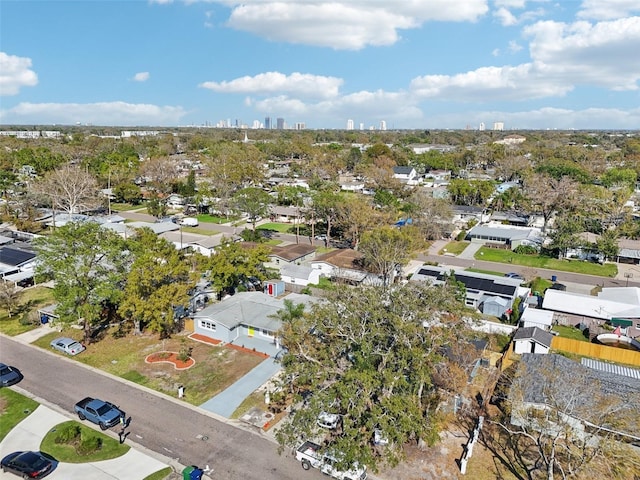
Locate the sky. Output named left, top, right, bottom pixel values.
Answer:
left=1, top=0, right=639, bottom=130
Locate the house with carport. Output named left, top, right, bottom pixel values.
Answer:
left=192, top=291, right=316, bottom=356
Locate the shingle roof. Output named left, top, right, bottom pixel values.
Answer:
left=515, top=353, right=640, bottom=438
left=513, top=326, right=553, bottom=348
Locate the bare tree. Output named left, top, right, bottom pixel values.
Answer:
left=490, top=354, right=639, bottom=480
left=0, top=281, right=21, bottom=317
left=522, top=173, right=578, bottom=232
left=33, top=163, right=100, bottom=215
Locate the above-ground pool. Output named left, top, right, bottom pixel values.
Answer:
left=596, top=333, right=640, bottom=351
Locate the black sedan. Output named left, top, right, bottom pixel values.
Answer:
left=1, top=451, right=53, bottom=479
left=0, top=363, right=23, bottom=387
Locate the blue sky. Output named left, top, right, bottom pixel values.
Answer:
left=1, top=0, right=639, bottom=130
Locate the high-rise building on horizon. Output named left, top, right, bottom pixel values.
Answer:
left=276, top=117, right=285, bottom=129
left=493, top=121, right=504, bottom=131
left=380, top=120, right=387, bottom=131
left=264, top=117, right=271, bottom=129
left=479, top=122, right=485, bottom=131
left=346, top=119, right=354, bottom=130
left=359, top=122, right=364, bottom=130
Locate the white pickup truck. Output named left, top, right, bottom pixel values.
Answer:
left=295, top=441, right=367, bottom=480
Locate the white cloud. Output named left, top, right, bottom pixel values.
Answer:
left=508, top=40, right=523, bottom=53
left=217, top=0, right=489, bottom=50
left=494, top=7, right=518, bottom=26
left=439, top=106, right=640, bottom=130
left=200, top=72, right=343, bottom=100
left=525, top=17, right=640, bottom=90
left=410, top=64, right=572, bottom=101
left=0, top=52, right=38, bottom=96
left=0, top=101, right=187, bottom=126
left=133, top=72, right=150, bottom=82
left=577, top=0, right=640, bottom=21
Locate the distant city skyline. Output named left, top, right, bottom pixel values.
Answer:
left=1, top=1, right=639, bottom=130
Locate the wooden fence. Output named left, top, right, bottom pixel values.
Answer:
left=551, top=336, right=640, bottom=366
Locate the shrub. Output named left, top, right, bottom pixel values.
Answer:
left=178, top=339, right=192, bottom=362
left=77, top=434, right=102, bottom=455
left=456, top=230, right=467, bottom=241
left=55, top=424, right=81, bottom=444
left=513, top=245, right=538, bottom=255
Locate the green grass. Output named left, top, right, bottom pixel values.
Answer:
left=0, top=389, right=39, bottom=442
left=552, top=325, right=589, bottom=342
left=0, top=285, right=56, bottom=336
left=475, top=247, right=618, bottom=277
left=231, top=391, right=265, bottom=420
left=439, top=240, right=470, bottom=256
left=109, top=203, right=143, bottom=212
left=530, top=277, right=553, bottom=296
left=258, top=222, right=296, bottom=233
left=144, top=467, right=173, bottom=480
left=181, top=226, right=219, bottom=235
left=41, top=420, right=129, bottom=462
left=196, top=213, right=242, bottom=224
left=466, top=268, right=506, bottom=277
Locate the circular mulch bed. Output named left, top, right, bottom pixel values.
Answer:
left=144, top=351, right=195, bottom=370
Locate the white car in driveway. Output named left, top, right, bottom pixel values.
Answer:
left=50, top=337, right=85, bottom=356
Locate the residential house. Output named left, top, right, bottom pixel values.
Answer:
left=192, top=291, right=315, bottom=356
left=512, top=327, right=553, bottom=354
left=0, top=244, right=37, bottom=286
left=410, top=265, right=527, bottom=317
left=541, top=288, right=640, bottom=338
left=392, top=166, right=419, bottom=186
left=268, top=205, right=306, bottom=224
left=509, top=353, right=640, bottom=441
left=616, top=238, right=640, bottom=264
left=466, top=222, right=543, bottom=250
left=279, top=263, right=323, bottom=287
left=310, top=249, right=383, bottom=285
left=520, top=308, right=554, bottom=330
left=264, top=243, right=317, bottom=269
left=338, top=173, right=365, bottom=193
left=451, top=205, right=487, bottom=227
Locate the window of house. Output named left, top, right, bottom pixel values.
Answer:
left=199, top=320, right=216, bottom=332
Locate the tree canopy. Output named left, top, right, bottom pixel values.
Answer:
left=274, top=282, right=471, bottom=471
left=33, top=221, right=129, bottom=343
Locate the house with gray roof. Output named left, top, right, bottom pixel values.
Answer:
left=411, top=265, right=527, bottom=317
left=513, top=327, right=553, bottom=354
left=279, top=263, right=322, bottom=287
left=192, top=291, right=315, bottom=356
left=510, top=353, right=640, bottom=441
left=466, top=222, right=543, bottom=250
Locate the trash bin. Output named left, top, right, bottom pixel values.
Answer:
left=551, top=275, right=557, bottom=282
left=182, top=466, right=203, bottom=480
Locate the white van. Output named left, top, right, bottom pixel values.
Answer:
left=181, top=217, right=199, bottom=227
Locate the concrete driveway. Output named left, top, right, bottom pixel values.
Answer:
left=0, top=405, right=169, bottom=480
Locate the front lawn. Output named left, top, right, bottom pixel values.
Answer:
left=440, top=240, right=470, bottom=256
left=258, top=222, right=296, bottom=233
left=475, top=248, right=617, bottom=277
left=0, top=285, right=56, bottom=336
left=33, top=328, right=265, bottom=406
left=0, top=389, right=39, bottom=441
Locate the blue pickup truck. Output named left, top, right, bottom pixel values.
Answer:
left=74, top=397, right=125, bottom=430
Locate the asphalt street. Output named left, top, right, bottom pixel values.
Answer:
left=0, top=337, right=325, bottom=480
